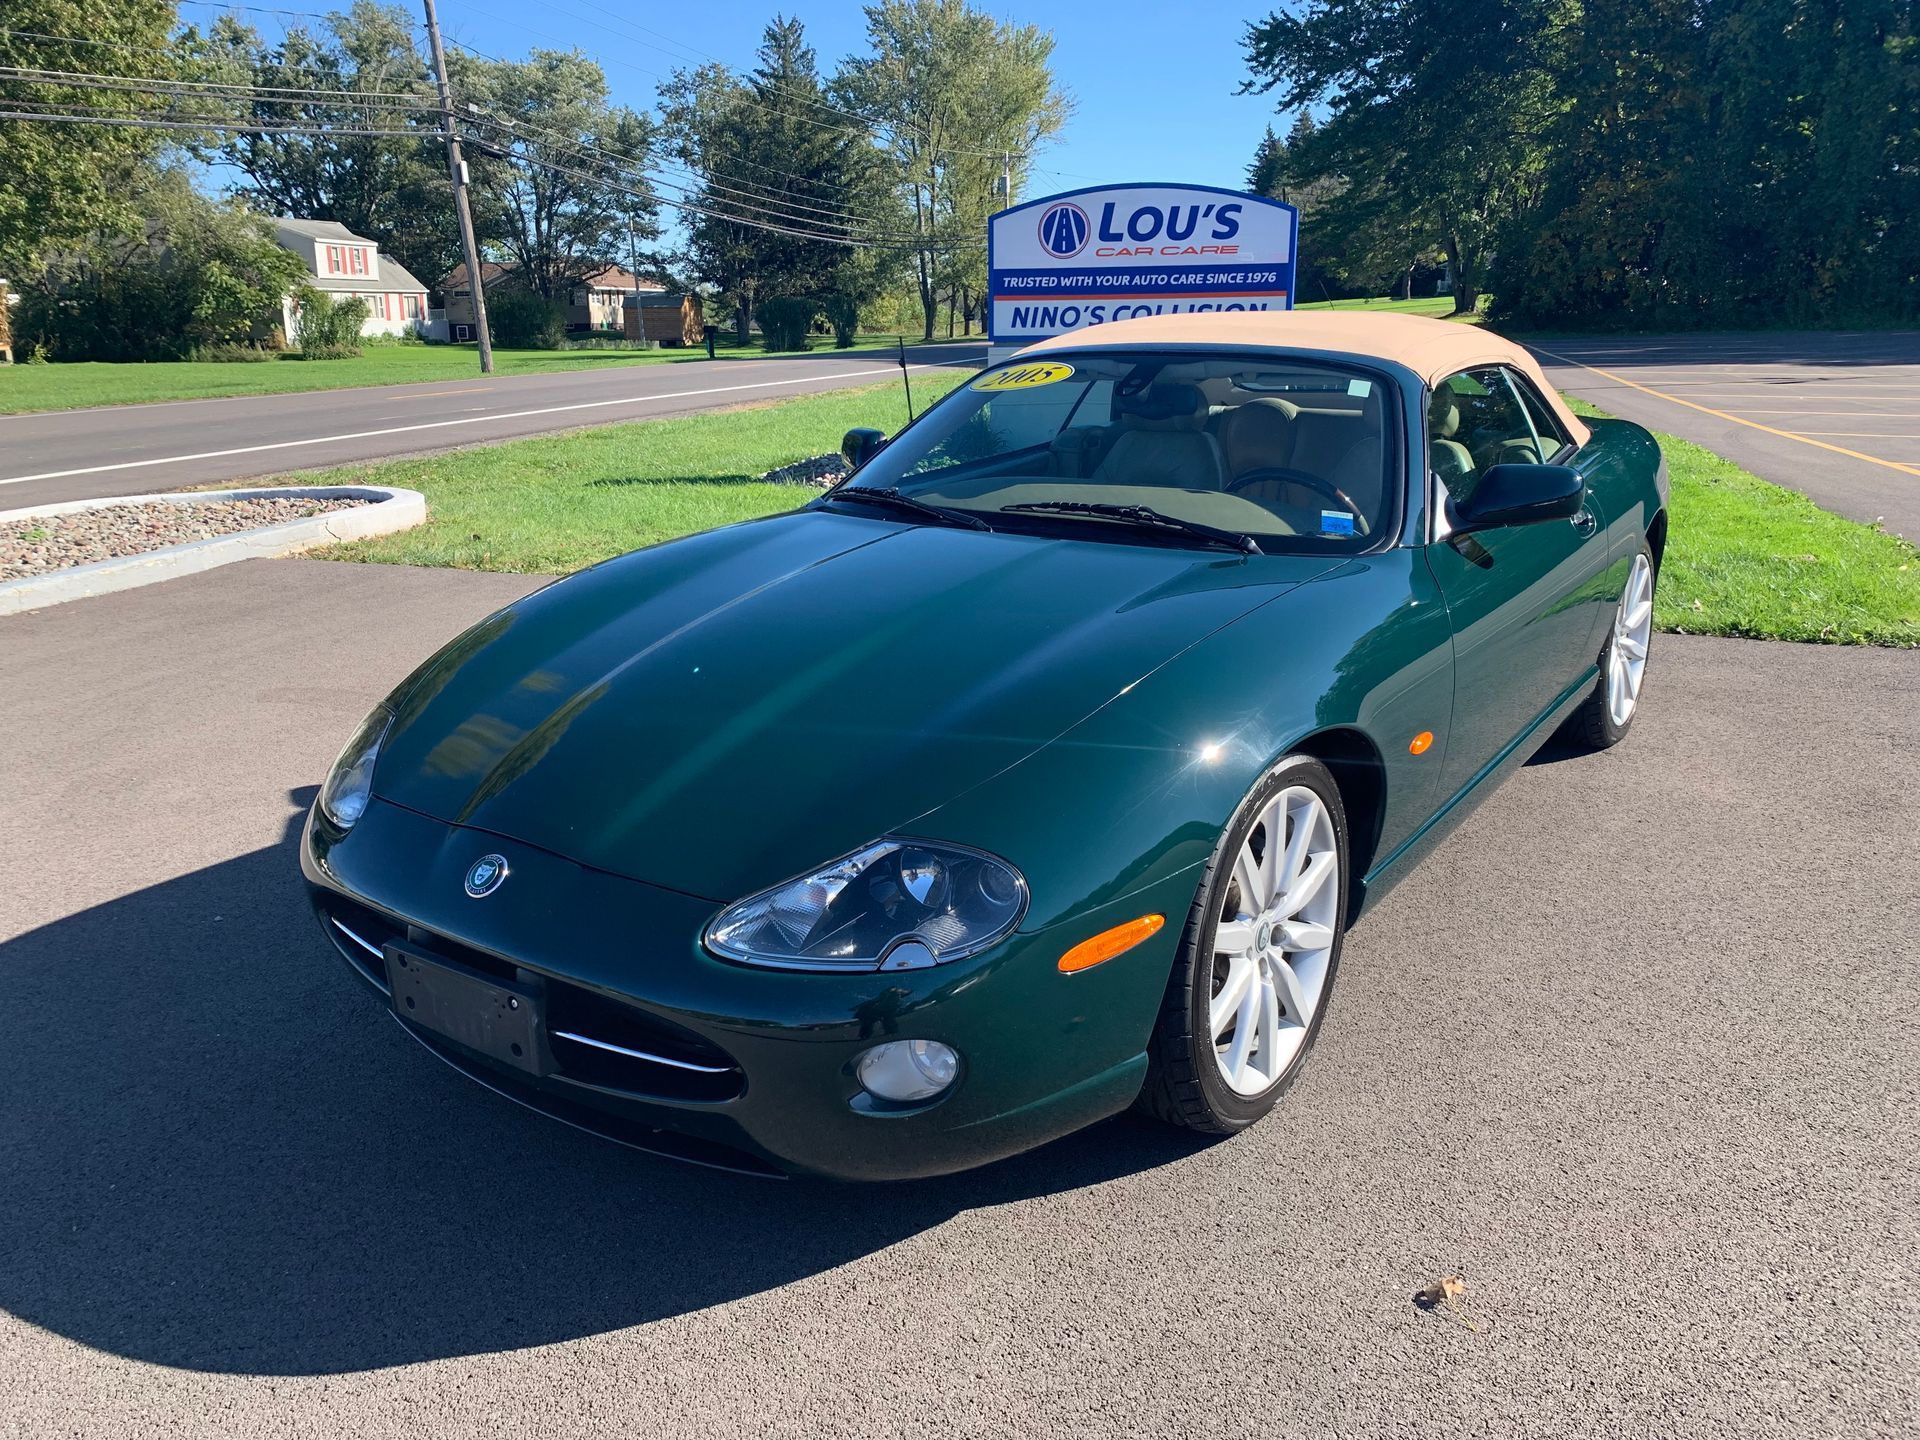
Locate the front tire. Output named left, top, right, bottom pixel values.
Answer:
left=1138, top=754, right=1349, bottom=1134
left=1566, top=544, right=1655, bottom=751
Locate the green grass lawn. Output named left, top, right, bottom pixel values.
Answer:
left=288, top=371, right=1912, bottom=647
left=1295, top=294, right=1480, bottom=322
left=0, top=336, right=945, bottom=416
left=1603, top=421, right=1918, bottom=647
left=305, top=372, right=968, bottom=574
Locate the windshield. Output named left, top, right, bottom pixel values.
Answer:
left=838, top=351, right=1398, bottom=551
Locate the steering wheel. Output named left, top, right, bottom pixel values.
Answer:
left=1226, top=467, right=1370, bottom=535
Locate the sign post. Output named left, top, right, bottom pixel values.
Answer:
left=987, top=183, right=1299, bottom=361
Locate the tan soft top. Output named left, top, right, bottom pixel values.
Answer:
left=1019, top=311, right=1589, bottom=447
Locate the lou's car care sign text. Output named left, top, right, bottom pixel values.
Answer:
left=988, top=183, right=1299, bottom=344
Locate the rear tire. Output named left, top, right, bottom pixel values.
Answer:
left=1565, top=543, right=1655, bottom=751
left=1138, top=754, right=1349, bottom=1134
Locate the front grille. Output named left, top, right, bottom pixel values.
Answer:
left=316, top=894, right=744, bottom=1104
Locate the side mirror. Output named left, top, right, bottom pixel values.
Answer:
left=841, top=427, right=888, bottom=470
left=1451, top=463, right=1584, bottom=534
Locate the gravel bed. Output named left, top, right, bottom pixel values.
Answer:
left=760, top=453, right=850, bottom=487
left=1, top=496, right=371, bottom=581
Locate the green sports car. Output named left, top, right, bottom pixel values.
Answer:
left=303, top=312, right=1666, bottom=1180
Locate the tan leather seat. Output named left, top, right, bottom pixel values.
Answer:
left=1429, top=391, right=1475, bottom=486
left=1091, top=383, right=1227, bottom=492
left=1216, top=397, right=1300, bottom=478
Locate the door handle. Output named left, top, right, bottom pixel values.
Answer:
left=1570, top=508, right=1597, bottom=537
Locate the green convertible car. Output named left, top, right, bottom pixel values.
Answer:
left=304, top=311, right=1666, bottom=1180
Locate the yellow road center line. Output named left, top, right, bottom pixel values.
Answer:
left=404, top=386, right=491, bottom=399
left=1530, top=345, right=1920, bottom=479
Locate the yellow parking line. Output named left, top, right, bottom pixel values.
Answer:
left=1531, top=345, right=1920, bottom=478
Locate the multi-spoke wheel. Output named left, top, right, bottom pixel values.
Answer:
left=1140, top=754, right=1348, bottom=1133
left=1566, top=541, right=1656, bottom=751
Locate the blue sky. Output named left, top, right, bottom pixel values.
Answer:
left=418, top=0, right=1284, bottom=197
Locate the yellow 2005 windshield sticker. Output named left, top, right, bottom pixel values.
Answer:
left=972, top=361, right=1075, bottom=392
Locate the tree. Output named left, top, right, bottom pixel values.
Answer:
left=0, top=1, right=180, bottom=280
left=201, top=3, right=460, bottom=287
left=661, top=19, right=899, bottom=343
left=834, top=0, right=1069, bottom=339
left=17, top=169, right=309, bottom=360
left=1244, top=0, right=1561, bottom=314
left=450, top=48, right=660, bottom=303
left=1492, top=0, right=1919, bottom=328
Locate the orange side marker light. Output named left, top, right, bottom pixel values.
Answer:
left=1058, top=914, right=1165, bottom=973
left=1409, top=731, right=1434, bottom=755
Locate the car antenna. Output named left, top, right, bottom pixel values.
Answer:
left=898, top=335, right=915, bottom=422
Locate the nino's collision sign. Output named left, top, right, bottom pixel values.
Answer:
left=988, top=183, right=1299, bottom=345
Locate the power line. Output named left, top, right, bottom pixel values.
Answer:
left=460, top=108, right=897, bottom=229
left=439, top=36, right=875, bottom=206
left=0, top=108, right=426, bottom=138
left=0, top=63, right=436, bottom=104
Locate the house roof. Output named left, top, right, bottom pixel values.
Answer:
left=1021, top=311, right=1589, bottom=446
left=580, top=265, right=664, bottom=291
left=435, top=260, right=666, bottom=293
left=438, top=260, right=516, bottom=292
left=273, top=216, right=368, bottom=243
left=626, top=291, right=691, bottom=308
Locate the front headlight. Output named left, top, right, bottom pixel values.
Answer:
left=704, top=839, right=1027, bottom=972
left=317, top=703, right=394, bottom=830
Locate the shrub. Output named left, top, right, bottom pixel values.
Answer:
left=758, top=296, right=817, bottom=352
left=16, top=173, right=310, bottom=362
left=823, top=293, right=860, bottom=348
left=488, top=289, right=568, bottom=349
left=189, top=342, right=278, bottom=363
left=294, top=291, right=368, bottom=356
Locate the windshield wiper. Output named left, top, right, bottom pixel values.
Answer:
left=818, top=485, right=989, bottom=531
left=998, top=500, right=1258, bottom=555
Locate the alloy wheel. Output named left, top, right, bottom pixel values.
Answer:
left=1208, top=784, right=1340, bottom=1096
left=1607, top=552, right=1654, bottom=726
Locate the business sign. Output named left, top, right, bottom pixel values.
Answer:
left=987, top=183, right=1298, bottom=345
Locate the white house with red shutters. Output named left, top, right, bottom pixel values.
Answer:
left=272, top=217, right=433, bottom=342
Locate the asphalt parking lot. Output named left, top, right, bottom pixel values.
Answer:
left=1531, top=330, right=1920, bottom=540
left=2, top=559, right=1916, bottom=1439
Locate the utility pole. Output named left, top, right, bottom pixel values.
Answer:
left=422, top=0, right=493, bottom=374
left=626, top=214, right=641, bottom=342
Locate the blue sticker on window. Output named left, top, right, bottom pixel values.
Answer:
left=1320, top=510, right=1356, bottom=536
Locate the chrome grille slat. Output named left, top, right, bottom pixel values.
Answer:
left=329, top=915, right=385, bottom=959
left=551, top=1029, right=736, bottom=1074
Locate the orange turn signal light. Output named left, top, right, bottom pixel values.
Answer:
left=1409, top=731, right=1434, bottom=755
left=1058, top=913, right=1165, bottom=973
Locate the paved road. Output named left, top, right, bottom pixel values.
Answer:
left=3, top=561, right=1916, bottom=1438
left=0, top=342, right=986, bottom=512
left=1530, top=331, right=1920, bottom=540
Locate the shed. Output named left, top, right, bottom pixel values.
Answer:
left=624, top=292, right=704, bottom=347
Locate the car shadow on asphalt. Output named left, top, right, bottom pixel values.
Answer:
left=0, top=789, right=1209, bottom=1376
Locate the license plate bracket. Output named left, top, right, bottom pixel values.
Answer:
left=385, top=943, right=547, bottom=1076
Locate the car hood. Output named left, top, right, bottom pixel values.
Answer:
left=375, top=509, right=1333, bottom=902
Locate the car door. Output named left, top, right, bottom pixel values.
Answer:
left=1423, top=366, right=1613, bottom=795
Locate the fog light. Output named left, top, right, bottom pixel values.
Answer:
left=855, top=1039, right=960, bottom=1103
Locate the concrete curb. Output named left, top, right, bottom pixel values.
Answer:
left=0, top=485, right=426, bottom=617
